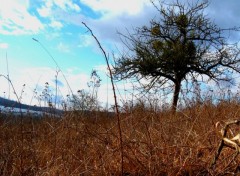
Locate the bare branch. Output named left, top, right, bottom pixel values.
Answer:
left=114, top=0, right=240, bottom=110
left=82, top=22, right=124, bottom=175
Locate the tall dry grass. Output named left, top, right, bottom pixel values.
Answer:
left=1, top=99, right=240, bottom=175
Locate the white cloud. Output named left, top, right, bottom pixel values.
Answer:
left=54, top=0, right=81, bottom=12
left=80, top=0, right=151, bottom=17
left=77, top=34, right=94, bottom=48
left=45, top=32, right=61, bottom=40
left=94, top=64, right=108, bottom=73
left=37, top=1, right=53, bottom=17
left=37, top=0, right=81, bottom=31
left=49, top=20, right=63, bottom=29
left=0, top=43, right=9, bottom=49
left=0, top=65, right=139, bottom=108
left=0, top=67, right=91, bottom=106
left=0, top=0, right=44, bottom=35
left=74, top=1, right=156, bottom=53
left=37, top=0, right=80, bottom=18
left=57, top=42, right=70, bottom=53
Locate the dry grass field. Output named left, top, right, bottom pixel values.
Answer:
left=1, top=100, right=240, bottom=175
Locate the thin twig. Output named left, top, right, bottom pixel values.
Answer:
left=82, top=22, right=124, bottom=175
left=32, top=38, right=74, bottom=96
left=0, top=74, right=24, bottom=174
left=6, top=52, right=11, bottom=99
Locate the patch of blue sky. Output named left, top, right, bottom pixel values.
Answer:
left=78, top=2, right=102, bottom=19
left=1, top=37, right=38, bottom=67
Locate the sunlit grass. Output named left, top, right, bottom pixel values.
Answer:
left=1, top=98, right=240, bottom=175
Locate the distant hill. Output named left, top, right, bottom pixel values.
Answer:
left=0, top=97, right=63, bottom=115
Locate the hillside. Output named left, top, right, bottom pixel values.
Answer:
left=1, top=100, right=240, bottom=175
left=0, top=97, right=63, bottom=115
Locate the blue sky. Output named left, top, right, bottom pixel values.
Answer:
left=0, top=0, right=240, bottom=108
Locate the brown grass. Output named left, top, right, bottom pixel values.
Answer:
left=1, top=101, right=240, bottom=175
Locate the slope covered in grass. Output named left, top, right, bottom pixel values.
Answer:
left=0, top=101, right=240, bottom=175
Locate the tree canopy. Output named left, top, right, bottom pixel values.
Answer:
left=114, top=0, right=240, bottom=111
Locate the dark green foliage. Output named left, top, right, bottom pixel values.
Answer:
left=114, top=0, right=240, bottom=111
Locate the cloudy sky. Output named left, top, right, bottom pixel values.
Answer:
left=0, top=0, right=240, bottom=108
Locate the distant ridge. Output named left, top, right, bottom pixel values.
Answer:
left=0, top=97, right=63, bottom=115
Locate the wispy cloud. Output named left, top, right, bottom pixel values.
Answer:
left=49, top=20, right=63, bottom=30
left=70, top=1, right=156, bottom=51
left=53, top=0, right=81, bottom=12
left=37, top=1, right=53, bottom=17
left=37, top=0, right=81, bottom=32
left=37, top=0, right=81, bottom=18
left=0, top=67, right=91, bottom=105
left=77, top=34, right=94, bottom=48
left=57, top=42, right=70, bottom=53
left=0, top=0, right=44, bottom=35
left=80, top=0, right=151, bottom=16
left=94, top=64, right=108, bottom=73
left=0, top=43, right=9, bottom=49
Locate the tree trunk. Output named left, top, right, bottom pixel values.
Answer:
left=172, top=81, right=181, bottom=112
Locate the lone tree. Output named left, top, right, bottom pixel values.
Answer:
left=114, top=0, right=240, bottom=111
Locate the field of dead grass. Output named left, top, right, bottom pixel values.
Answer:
left=0, top=101, right=240, bottom=175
